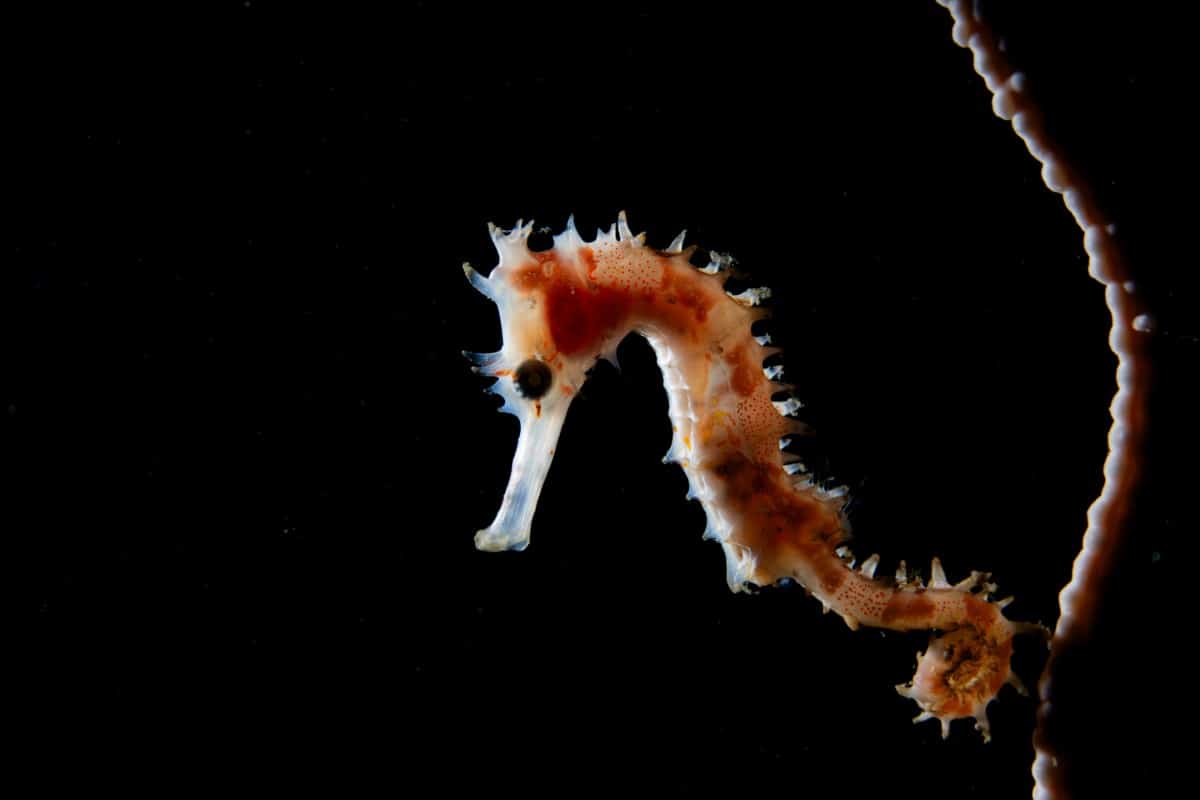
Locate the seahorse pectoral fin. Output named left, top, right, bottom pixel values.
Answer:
left=474, top=396, right=572, bottom=552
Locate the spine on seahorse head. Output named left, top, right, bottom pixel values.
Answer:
left=465, top=212, right=1045, bottom=740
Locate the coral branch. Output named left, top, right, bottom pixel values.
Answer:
left=935, top=2, right=1152, bottom=796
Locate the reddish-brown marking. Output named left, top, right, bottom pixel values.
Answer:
left=882, top=592, right=937, bottom=626
left=545, top=280, right=633, bottom=355
left=683, top=289, right=711, bottom=323
left=511, top=251, right=716, bottom=358
left=513, top=267, right=543, bottom=291
left=726, top=342, right=760, bottom=397
left=964, top=594, right=999, bottom=629
left=709, top=451, right=848, bottom=592
left=579, top=247, right=598, bottom=280
left=560, top=384, right=574, bottom=396
left=509, top=258, right=634, bottom=356
left=657, top=261, right=714, bottom=324
left=658, top=258, right=674, bottom=290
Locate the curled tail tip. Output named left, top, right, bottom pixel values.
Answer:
left=895, top=616, right=1044, bottom=741
left=900, top=684, right=991, bottom=742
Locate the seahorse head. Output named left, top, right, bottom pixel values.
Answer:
left=465, top=218, right=598, bottom=413
left=463, top=215, right=646, bottom=552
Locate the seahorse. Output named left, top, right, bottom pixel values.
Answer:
left=463, top=211, right=1047, bottom=741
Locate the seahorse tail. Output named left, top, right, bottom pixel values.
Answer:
left=896, top=620, right=1036, bottom=741
left=821, top=550, right=1049, bottom=740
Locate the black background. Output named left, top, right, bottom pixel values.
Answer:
left=13, top=1, right=1192, bottom=796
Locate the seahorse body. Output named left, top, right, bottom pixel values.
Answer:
left=464, top=213, right=1040, bottom=740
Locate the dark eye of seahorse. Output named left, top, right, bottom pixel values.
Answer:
left=513, top=359, right=553, bottom=399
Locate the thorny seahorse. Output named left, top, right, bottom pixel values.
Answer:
left=463, top=211, right=1047, bottom=741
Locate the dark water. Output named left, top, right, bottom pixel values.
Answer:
left=13, top=2, right=1189, bottom=796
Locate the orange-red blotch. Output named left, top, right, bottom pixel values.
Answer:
left=710, top=452, right=849, bottom=593
left=545, top=280, right=633, bottom=356
left=882, top=591, right=937, bottom=625
left=726, top=342, right=760, bottom=397
left=964, top=593, right=1000, bottom=629
left=509, top=255, right=635, bottom=356
left=656, top=262, right=715, bottom=325
left=579, top=246, right=598, bottom=280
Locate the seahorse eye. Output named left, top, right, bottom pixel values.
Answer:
left=514, top=358, right=553, bottom=399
